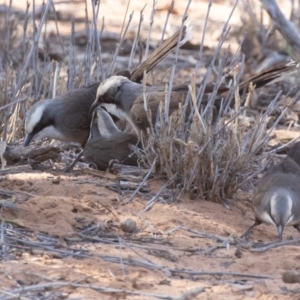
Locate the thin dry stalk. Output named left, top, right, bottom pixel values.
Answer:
left=136, top=1, right=299, bottom=202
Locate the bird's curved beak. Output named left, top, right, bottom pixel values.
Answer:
left=23, top=133, right=35, bottom=146
left=89, top=100, right=101, bottom=118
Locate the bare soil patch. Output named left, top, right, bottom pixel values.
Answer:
left=1, top=0, right=300, bottom=299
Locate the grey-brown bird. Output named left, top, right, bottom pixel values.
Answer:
left=242, top=141, right=300, bottom=241
left=91, top=61, right=298, bottom=138
left=90, top=75, right=189, bottom=138
left=83, top=107, right=139, bottom=170
left=23, top=25, right=192, bottom=147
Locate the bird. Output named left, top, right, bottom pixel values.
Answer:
left=23, top=25, right=192, bottom=147
left=90, top=60, right=298, bottom=138
left=82, top=107, right=140, bottom=170
left=23, top=82, right=99, bottom=146
left=242, top=141, right=300, bottom=241
left=90, top=75, right=189, bottom=138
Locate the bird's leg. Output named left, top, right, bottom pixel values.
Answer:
left=240, top=219, right=262, bottom=240
left=65, top=149, right=84, bottom=173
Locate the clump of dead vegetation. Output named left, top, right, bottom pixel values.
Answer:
left=135, top=0, right=300, bottom=201
left=0, top=0, right=299, bottom=203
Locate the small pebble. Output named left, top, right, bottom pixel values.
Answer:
left=120, top=218, right=137, bottom=233
left=52, top=177, right=60, bottom=185
left=282, top=271, right=300, bottom=284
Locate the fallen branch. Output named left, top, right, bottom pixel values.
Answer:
left=248, top=239, right=300, bottom=252
left=0, top=281, right=175, bottom=300
left=3, top=144, right=61, bottom=165
left=260, top=0, right=300, bottom=55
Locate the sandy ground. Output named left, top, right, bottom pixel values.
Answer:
left=0, top=169, right=300, bottom=299
left=1, top=0, right=300, bottom=299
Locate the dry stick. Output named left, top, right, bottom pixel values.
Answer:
left=165, top=1, right=191, bottom=123
left=176, top=287, right=205, bottom=300
left=238, top=91, right=300, bottom=175
left=107, top=6, right=133, bottom=77
left=249, top=239, right=300, bottom=252
left=184, top=105, right=245, bottom=192
left=260, top=0, right=300, bottom=55
left=95, top=2, right=104, bottom=82
left=203, top=243, right=227, bottom=255
left=32, top=0, right=39, bottom=102
left=9, top=0, right=52, bottom=105
left=118, top=236, right=126, bottom=276
left=1, top=1, right=13, bottom=140
left=232, top=89, right=287, bottom=186
left=5, top=236, right=92, bottom=259
left=52, top=62, right=60, bottom=99
left=78, top=233, right=171, bottom=254
left=0, top=189, right=37, bottom=199
left=128, top=4, right=146, bottom=69
left=166, top=225, right=232, bottom=243
left=171, top=269, right=271, bottom=279
left=83, top=0, right=91, bottom=85
left=198, top=0, right=238, bottom=104
left=50, top=0, right=66, bottom=56
left=0, top=282, right=174, bottom=300
left=139, top=176, right=174, bottom=215
left=194, top=0, right=213, bottom=70
left=118, top=0, right=131, bottom=41
left=118, top=236, right=156, bottom=265
left=145, top=0, right=157, bottom=60
left=266, top=136, right=300, bottom=154
left=126, top=157, right=157, bottom=202
left=102, top=255, right=271, bottom=280
left=199, top=27, right=232, bottom=109
left=236, top=155, right=273, bottom=189
left=64, top=149, right=83, bottom=172
left=67, top=17, right=76, bottom=90
left=91, top=0, right=103, bottom=81
left=4, top=230, right=272, bottom=280
left=253, top=91, right=300, bottom=156
left=159, top=0, right=174, bottom=45
left=99, top=17, right=105, bottom=78
left=184, top=5, right=233, bottom=136
left=1, top=220, right=5, bottom=255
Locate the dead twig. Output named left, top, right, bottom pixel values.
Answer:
left=248, top=239, right=300, bottom=252
left=260, top=0, right=300, bottom=55
left=0, top=281, right=175, bottom=300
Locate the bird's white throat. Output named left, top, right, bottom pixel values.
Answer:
left=100, top=103, right=139, bottom=135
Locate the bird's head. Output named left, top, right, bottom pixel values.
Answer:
left=89, top=76, right=129, bottom=118
left=23, top=100, right=65, bottom=146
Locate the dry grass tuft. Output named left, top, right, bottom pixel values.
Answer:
left=0, top=0, right=298, bottom=203
left=138, top=81, right=297, bottom=201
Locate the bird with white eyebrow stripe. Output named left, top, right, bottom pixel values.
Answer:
left=242, top=141, right=300, bottom=241
left=23, top=25, right=192, bottom=148
left=90, top=61, right=300, bottom=140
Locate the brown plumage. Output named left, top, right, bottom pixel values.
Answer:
left=129, top=91, right=188, bottom=135
left=92, top=60, right=298, bottom=138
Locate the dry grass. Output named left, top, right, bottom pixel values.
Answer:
left=0, top=0, right=298, bottom=202
left=0, top=1, right=300, bottom=299
left=134, top=1, right=300, bottom=201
